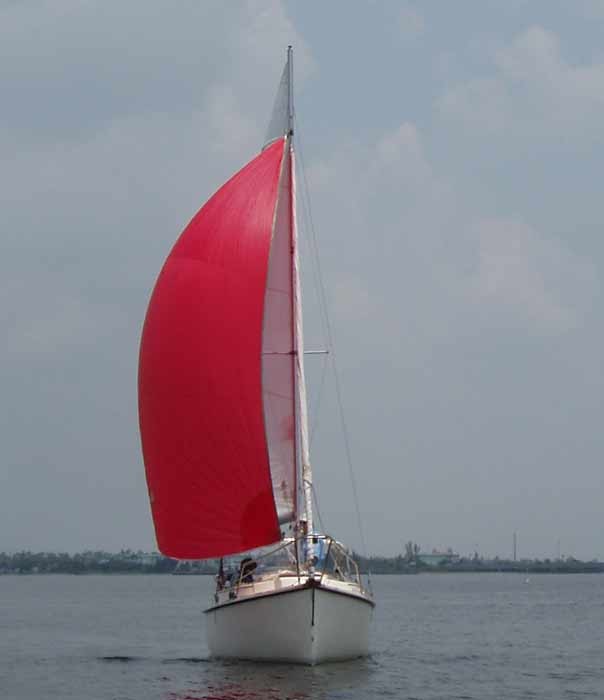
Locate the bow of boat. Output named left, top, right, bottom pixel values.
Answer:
left=204, top=571, right=374, bottom=664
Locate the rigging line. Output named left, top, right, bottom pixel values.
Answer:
left=293, top=120, right=330, bottom=444
left=293, top=126, right=330, bottom=349
left=309, top=352, right=328, bottom=446
left=307, top=479, right=326, bottom=533
left=294, top=116, right=370, bottom=563
left=292, top=120, right=330, bottom=453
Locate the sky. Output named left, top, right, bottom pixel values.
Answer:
left=2, top=1, right=603, bottom=560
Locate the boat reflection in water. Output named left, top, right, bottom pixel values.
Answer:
left=166, top=657, right=375, bottom=700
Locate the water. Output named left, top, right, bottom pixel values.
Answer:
left=1, top=573, right=603, bottom=699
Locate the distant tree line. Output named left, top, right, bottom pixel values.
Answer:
left=2, top=547, right=603, bottom=575
left=354, top=549, right=604, bottom=575
left=354, top=540, right=423, bottom=574
left=352, top=540, right=604, bottom=575
left=0, top=550, right=181, bottom=574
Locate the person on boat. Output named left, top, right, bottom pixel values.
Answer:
left=216, top=558, right=226, bottom=590
left=314, top=537, right=328, bottom=569
left=239, top=557, right=257, bottom=583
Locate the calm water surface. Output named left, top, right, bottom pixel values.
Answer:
left=1, top=573, right=603, bottom=699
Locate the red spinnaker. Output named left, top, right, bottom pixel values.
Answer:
left=138, top=140, right=285, bottom=559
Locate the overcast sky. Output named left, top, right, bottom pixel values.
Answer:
left=2, top=1, right=603, bottom=559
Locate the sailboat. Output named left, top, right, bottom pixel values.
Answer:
left=138, top=47, right=374, bottom=664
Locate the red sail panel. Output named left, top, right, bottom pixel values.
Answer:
left=138, top=139, right=286, bottom=559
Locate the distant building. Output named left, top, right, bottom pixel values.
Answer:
left=136, top=553, right=161, bottom=566
left=418, top=549, right=460, bottom=567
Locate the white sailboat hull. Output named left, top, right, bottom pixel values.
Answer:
left=204, top=578, right=373, bottom=664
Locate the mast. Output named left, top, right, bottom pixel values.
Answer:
left=287, top=46, right=294, bottom=136
left=287, top=47, right=314, bottom=542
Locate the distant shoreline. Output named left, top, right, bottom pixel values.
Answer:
left=3, top=569, right=604, bottom=576
left=2, top=551, right=603, bottom=576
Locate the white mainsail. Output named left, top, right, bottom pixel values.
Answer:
left=261, top=145, right=296, bottom=524
left=262, top=47, right=314, bottom=534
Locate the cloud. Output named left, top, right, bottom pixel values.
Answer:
left=0, top=0, right=312, bottom=149
left=439, top=77, right=510, bottom=133
left=468, top=218, right=598, bottom=333
left=497, top=26, right=604, bottom=108
left=440, top=26, right=604, bottom=140
left=578, top=0, right=604, bottom=19
left=303, top=120, right=598, bottom=344
left=373, top=122, right=431, bottom=183
left=398, top=3, right=425, bottom=41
